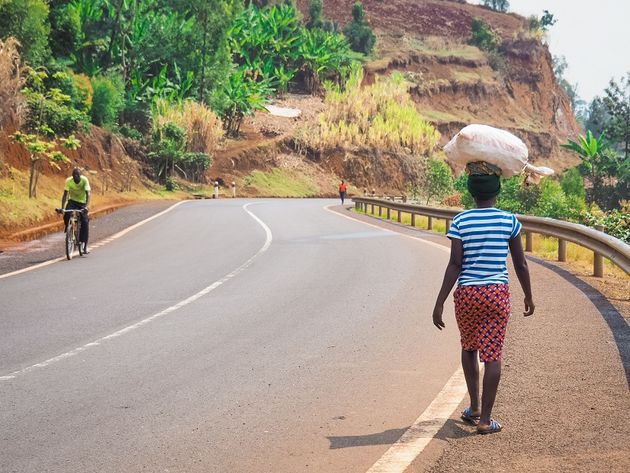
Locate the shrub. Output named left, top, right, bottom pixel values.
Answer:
left=91, top=73, right=125, bottom=127
left=470, top=18, right=500, bottom=52
left=343, top=2, right=376, bottom=55
left=153, top=99, right=222, bottom=156
left=49, top=69, right=92, bottom=113
left=22, top=69, right=87, bottom=136
left=422, top=158, right=454, bottom=204
left=532, top=178, right=570, bottom=219
left=561, top=167, right=586, bottom=200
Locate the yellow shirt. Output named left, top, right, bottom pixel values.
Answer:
left=65, top=176, right=91, bottom=204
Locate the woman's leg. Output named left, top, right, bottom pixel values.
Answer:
left=480, top=360, right=502, bottom=425
left=461, top=349, right=480, bottom=414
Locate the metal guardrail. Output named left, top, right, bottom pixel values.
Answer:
left=352, top=197, right=630, bottom=278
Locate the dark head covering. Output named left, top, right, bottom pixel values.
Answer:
left=467, top=174, right=501, bottom=200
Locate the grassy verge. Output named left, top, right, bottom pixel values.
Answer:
left=354, top=207, right=629, bottom=302
left=0, top=167, right=188, bottom=238
left=242, top=169, right=320, bottom=197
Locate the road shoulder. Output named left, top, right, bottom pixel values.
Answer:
left=329, top=205, right=630, bottom=473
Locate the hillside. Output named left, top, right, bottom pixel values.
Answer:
left=1, top=0, right=583, bottom=237
left=208, top=0, right=581, bottom=195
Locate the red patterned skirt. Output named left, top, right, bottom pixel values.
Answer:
left=453, top=284, right=510, bottom=362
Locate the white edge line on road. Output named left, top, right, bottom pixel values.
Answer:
left=324, top=204, right=468, bottom=473
left=324, top=204, right=450, bottom=254
left=0, top=200, right=188, bottom=280
left=366, top=368, right=467, bottom=473
left=0, top=202, right=272, bottom=381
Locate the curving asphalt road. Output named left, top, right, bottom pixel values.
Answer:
left=2, top=198, right=628, bottom=473
left=1, top=199, right=462, bottom=473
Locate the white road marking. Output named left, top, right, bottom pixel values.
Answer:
left=366, top=369, right=467, bottom=473
left=324, top=204, right=450, bottom=253
left=0, top=203, right=273, bottom=381
left=0, top=201, right=187, bottom=280
left=324, top=204, right=468, bottom=472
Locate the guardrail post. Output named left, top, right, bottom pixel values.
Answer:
left=594, top=225, right=604, bottom=277
left=355, top=201, right=359, bottom=211
left=397, top=210, right=402, bottom=223
left=411, top=213, right=416, bottom=227
left=558, top=239, right=567, bottom=262
left=369, top=203, right=374, bottom=214
left=378, top=206, right=382, bottom=216
left=446, top=219, right=451, bottom=233
left=428, top=216, right=433, bottom=230
left=386, top=207, right=391, bottom=220
left=525, top=232, right=533, bottom=252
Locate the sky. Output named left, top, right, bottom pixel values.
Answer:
left=470, top=0, right=630, bottom=104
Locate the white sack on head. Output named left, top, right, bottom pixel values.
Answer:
left=524, top=164, right=554, bottom=185
left=444, top=124, right=529, bottom=177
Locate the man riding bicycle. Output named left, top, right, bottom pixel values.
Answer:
left=60, top=167, right=91, bottom=254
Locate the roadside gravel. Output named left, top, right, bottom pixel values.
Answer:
left=0, top=200, right=178, bottom=275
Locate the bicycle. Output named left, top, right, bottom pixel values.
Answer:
left=56, top=208, right=87, bottom=260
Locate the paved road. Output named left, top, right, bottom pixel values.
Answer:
left=1, top=199, right=463, bottom=473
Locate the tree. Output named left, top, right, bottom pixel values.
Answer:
left=561, top=131, right=625, bottom=209
left=343, top=2, right=376, bottom=55
left=422, top=159, right=453, bottom=204
left=14, top=68, right=83, bottom=198
left=603, top=74, right=630, bottom=160
left=583, top=97, right=610, bottom=137
left=0, top=0, right=50, bottom=65
left=483, top=0, right=509, bottom=13
left=552, top=55, right=583, bottom=111
left=307, top=0, right=324, bottom=29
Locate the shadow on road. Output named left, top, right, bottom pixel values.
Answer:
left=529, top=255, right=630, bottom=389
left=326, top=419, right=474, bottom=450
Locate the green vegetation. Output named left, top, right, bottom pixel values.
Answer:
left=242, top=169, right=320, bottom=197
left=529, top=10, right=556, bottom=35
left=422, top=158, right=453, bottom=204
left=470, top=18, right=500, bottom=52
left=0, top=0, right=50, bottom=65
left=343, top=2, right=376, bottom=55
left=482, top=0, right=509, bottom=13
left=300, top=68, right=440, bottom=156
left=90, top=73, right=124, bottom=127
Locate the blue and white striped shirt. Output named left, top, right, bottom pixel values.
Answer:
left=447, top=208, right=522, bottom=286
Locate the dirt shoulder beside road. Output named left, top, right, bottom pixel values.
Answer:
left=331, top=205, right=630, bottom=473
left=0, top=200, right=178, bottom=275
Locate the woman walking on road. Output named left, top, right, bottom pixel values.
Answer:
left=431, top=171, right=534, bottom=435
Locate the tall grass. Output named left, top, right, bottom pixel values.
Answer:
left=153, top=99, right=223, bottom=156
left=0, top=37, right=25, bottom=130
left=300, top=68, right=440, bottom=156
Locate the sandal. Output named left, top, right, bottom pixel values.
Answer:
left=477, top=419, right=502, bottom=435
left=460, top=407, right=480, bottom=425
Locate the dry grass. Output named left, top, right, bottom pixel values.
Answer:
left=299, top=69, right=440, bottom=156
left=0, top=37, right=25, bottom=130
left=405, top=36, right=486, bottom=62
left=153, top=99, right=223, bottom=156
left=0, top=167, right=181, bottom=237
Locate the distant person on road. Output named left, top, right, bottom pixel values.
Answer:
left=61, top=167, right=91, bottom=254
left=431, top=170, right=534, bottom=435
left=339, top=180, right=348, bottom=204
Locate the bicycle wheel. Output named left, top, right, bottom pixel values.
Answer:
left=77, top=219, right=84, bottom=256
left=65, top=220, right=75, bottom=260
